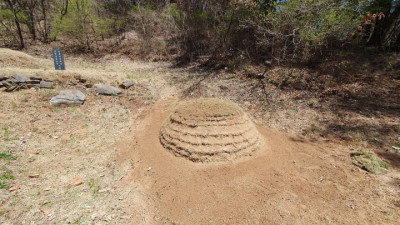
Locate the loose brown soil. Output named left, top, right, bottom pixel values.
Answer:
left=0, top=49, right=399, bottom=224
left=117, top=99, right=399, bottom=224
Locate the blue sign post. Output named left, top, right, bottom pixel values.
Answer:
left=52, top=49, right=65, bottom=70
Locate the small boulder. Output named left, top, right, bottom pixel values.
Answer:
left=39, top=81, right=54, bottom=89
left=50, top=90, right=86, bottom=106
left=119, top=80, right=134, bottom=89
left=95, top=84, right=121, bottom=95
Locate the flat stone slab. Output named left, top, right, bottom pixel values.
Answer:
left=95, top=84, right=121, bottom=95
left=39, top=81, right=54, bottom=89
left=29, top=76, right=42, bottom=81
left=11, top=75, right=28, bottom=83
left=26, top=80, right=40, bottom=84
left=119, top=80, right=134, bottom=89
left=50, top=90, right=86, bottom=106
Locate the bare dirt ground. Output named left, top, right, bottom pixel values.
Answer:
left=0, top=48, right=399, bottom=224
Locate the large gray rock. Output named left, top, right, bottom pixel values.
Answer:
left=39, top=81, right=54, bottom=89
left=11, top=75, right=28, bottom=83
left=50, top=90, right=86, bottom=106
left=119, top=80, right=134, bottom=89
left=95, top=84, right=121, bottom=95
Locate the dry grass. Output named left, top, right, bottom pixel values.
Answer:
left=0, top=48, right=43, bottom=69
left=0, top=48, right=184, bottom=224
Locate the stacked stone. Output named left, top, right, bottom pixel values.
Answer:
left=0, top=75, right=53, bottom=92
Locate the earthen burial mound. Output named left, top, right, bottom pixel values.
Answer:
left=159, top=98, right=263, bottom=162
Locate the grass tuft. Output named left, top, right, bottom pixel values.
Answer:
left=0, top=150, right=16, bottom=160
left=350, top=148, right=390, bottom=174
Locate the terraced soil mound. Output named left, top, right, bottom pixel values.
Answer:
left=159, top=98, right=263, bottom=162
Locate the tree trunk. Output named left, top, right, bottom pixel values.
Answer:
left=28, top=10, right=36, bottom=40
left=41, top=0, right=48, bottom=42
left=6, top=0, right=24, bottom=48
left=368, top=3, right=400, bottom=47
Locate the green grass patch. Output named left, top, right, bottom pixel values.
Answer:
left=0, top=168, right=14, bottom=189
left=72, top=220, right=86, bottom=225
left=2, top=125, right=18, bottom=141
left=0, top=150, right=16, bottom=160
left=351, top=148, right=390, bottom=174
left=0, top=179, right=8, bottom=189
left=88, top=178, right=100, bottom=194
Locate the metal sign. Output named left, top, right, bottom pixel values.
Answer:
left=52, top=49, right=65, bottom=70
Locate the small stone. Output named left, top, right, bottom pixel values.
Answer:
left=119, top=80, right=134, bottom=89
left=69, top=80, right=77, bottom=85
left=40, top=200, right=49, bottom=206
left=8, top=186, right=19, bottom=192
left=120, top=215, right=130, bottom=220
left=41, top=209, right=51, bottom=215
left=103, top=215, right=112, bottom=222
left=392, top=146, right=400, bottom=151
left=67, top=176, right=84, bottom=188
left=29, top=174, right=40, bottom=178
left=98, top=188, right=111, bottom=193
left=39, top=81, right=54, bottom=89
left=91, top=214, right=98, bottom=220
left=76, top=85, right=86, bottom=89
left=219, top=85, right=228, bottom=90
left=50, top=90, right=86, bottom=106
left=95, top=84, right=122, bottom=95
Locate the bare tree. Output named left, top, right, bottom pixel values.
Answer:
left=4, top=0, right=24, bottom=48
